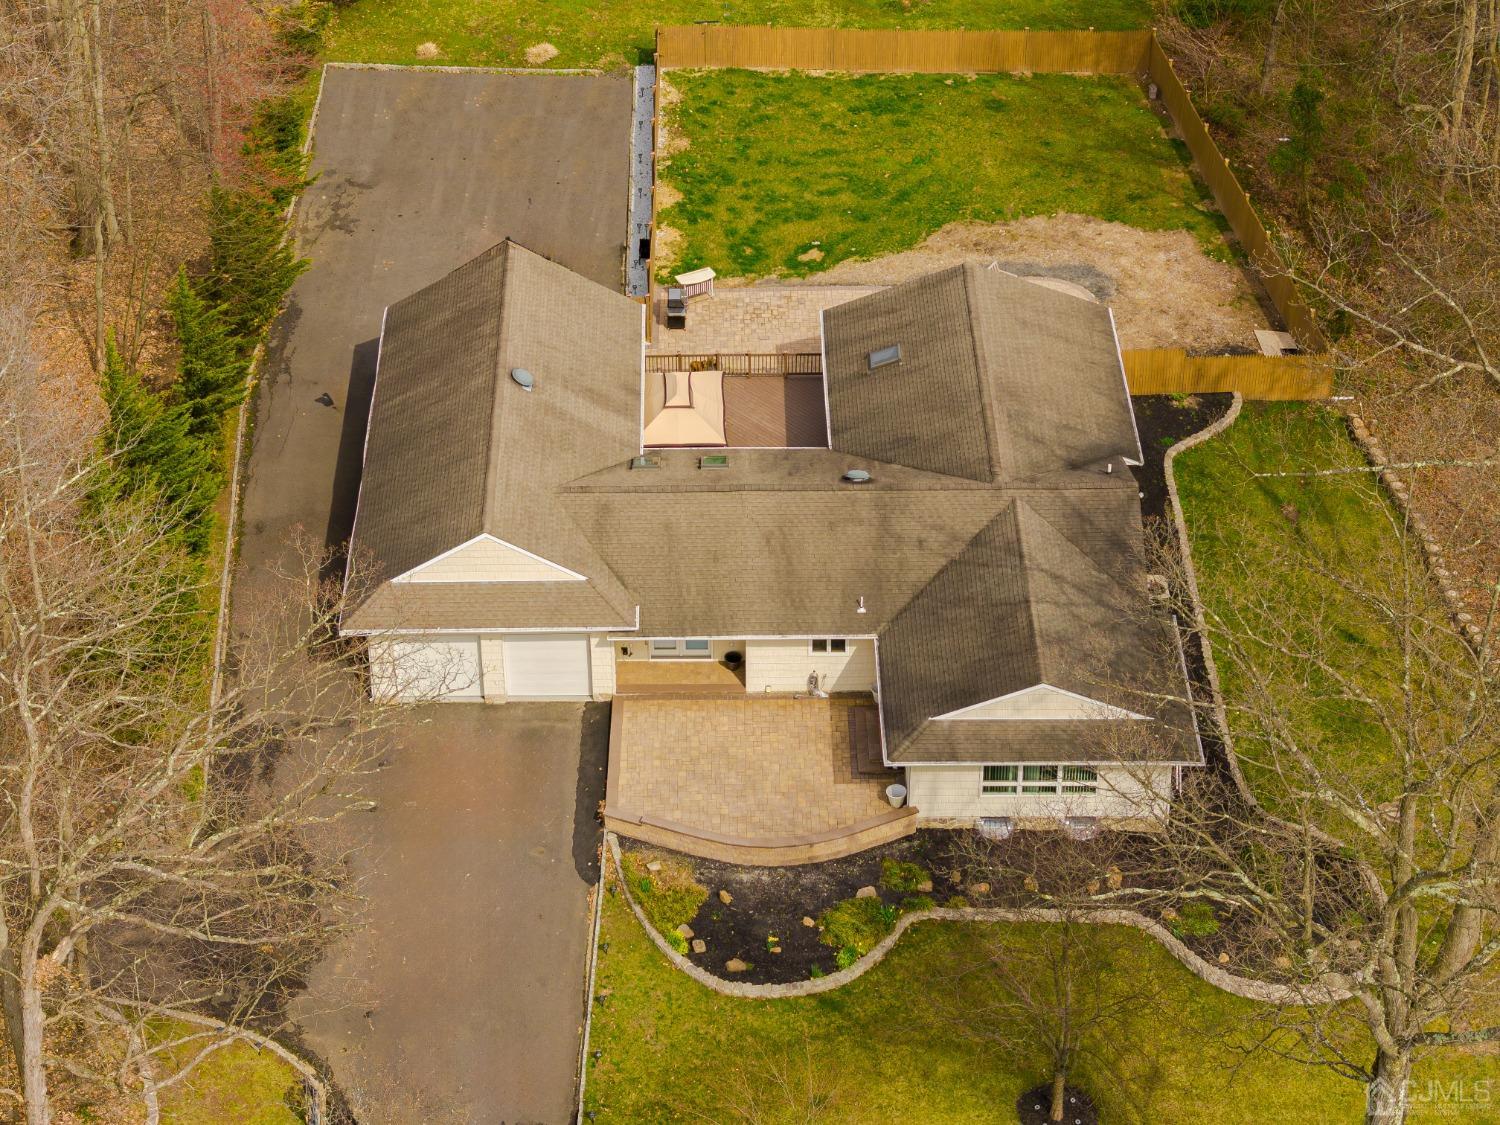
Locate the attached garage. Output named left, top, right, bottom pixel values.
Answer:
left=370, top=635, right=484, bottom=702
left=501, top=634, right=592, bottom=698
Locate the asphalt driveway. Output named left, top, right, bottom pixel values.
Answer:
left=291, top=703, right=610, bottom=1123
left=232, top=65, right=631, bottom=632
left=233, top=66, right=631, bottom=1123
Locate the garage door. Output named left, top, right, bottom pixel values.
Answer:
left=502, top=634, right=591, bottom=698
left=372, top=636, right=483, bottom=701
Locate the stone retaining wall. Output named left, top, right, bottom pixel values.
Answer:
left=1344, top=414, right=1488, bottom=656
left=604, top=834, right=1349, bottom=1005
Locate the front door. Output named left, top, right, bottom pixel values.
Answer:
left=649, top=638, right=712, bottom=660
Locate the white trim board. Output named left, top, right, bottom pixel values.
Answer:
left=932, top=683, right=1151, bottom=722
left=389, top=533, right=588, bottom=584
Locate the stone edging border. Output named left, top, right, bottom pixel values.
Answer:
left=605, top=833, right=1349, bottom=1005
left=1159, top=393, right=1260, bottom=806
left=1344, top=414, right=1488, bottom=656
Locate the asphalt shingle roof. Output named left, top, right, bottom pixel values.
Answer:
left=343, top=245, right=1195, bottom=765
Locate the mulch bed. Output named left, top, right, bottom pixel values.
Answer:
left=1017, top=1084, right=1100, bottom=1125
left=620, top=829, right=1168, bottom=985
left=1129, top=392, right=1234, bottom=521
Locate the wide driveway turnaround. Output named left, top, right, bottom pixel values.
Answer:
left=293, top=703, right=609, bottom=1124
left=236, top=66, right=630, bottom=1124
left=233, top=66, right=631, bottom=631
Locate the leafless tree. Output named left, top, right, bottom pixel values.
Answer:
left=928, top=877, right=1160, bottom=1125
left=1097, top=440, right=1500, bottom=1125
left=0, top=302, right=400, bottom=1124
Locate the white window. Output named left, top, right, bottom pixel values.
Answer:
left=868, top=344, right=901, bottom=370
left=982, top=764, right=1098, bottom=796
left=649, top=638, right=712, bottom=659
left=981, top=765, right=1018, bottom=794
left=810, top=638, right=848, bottom=654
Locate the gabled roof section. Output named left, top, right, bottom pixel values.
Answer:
left=879, top=496, right=1189, bottom=763
left=821, top=263, right=1142, bottom=483
left=342, top=240, right=641, bottom=632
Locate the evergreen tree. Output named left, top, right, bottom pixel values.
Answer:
left=203, top=183, right=308, bottom=346
left=100, top=336, right=221, bottom=554
left=167, top=268, right=249, bottom=442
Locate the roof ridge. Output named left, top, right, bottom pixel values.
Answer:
left=479, top=240, right=513, bottom=532
left=959, top=263, right=1004, bottom=484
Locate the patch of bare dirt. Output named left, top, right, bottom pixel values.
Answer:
left=779, top=214, right=1268, bottom=352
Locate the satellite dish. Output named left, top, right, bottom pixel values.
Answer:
left=511, top=368, right=535, bottom=391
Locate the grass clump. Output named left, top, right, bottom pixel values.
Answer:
left=879, top=858, right=930, bottom=894
left=620, top=849, right=708, bottom=951
left=659, top=70, right=1229, bottom=281
left=1169, top=902, right=1221, bottom=939
left=819, top=896, right=901, bottom=959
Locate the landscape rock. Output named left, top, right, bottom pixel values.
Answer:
left=802, top=916, right=816, bottom=928
left=1218, top=952, right=1231, bottom=964
left=1106, top=866, right=1123, bottom=890
left=646, top=861, right=663, bottom=873
left=718, top=889, right=732, bottom=905
left=691, top=939, right=706, bottom=954
left=855, top=885, right=878, bottom=899
left=676, top=924, right=694, bottom=939
left=970, top=882, right=992, bottom=896
left=725, top=958, right=749, bottom=973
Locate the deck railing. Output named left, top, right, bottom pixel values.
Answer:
left=646, top=353, right=823, bottom=376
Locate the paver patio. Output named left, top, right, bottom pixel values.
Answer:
left=608, top=697, right=896, bottom=841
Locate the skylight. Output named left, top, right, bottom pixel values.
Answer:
left=867, top=344, right=901, bottom=370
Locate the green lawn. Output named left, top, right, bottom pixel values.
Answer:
left=1174, top=403, right=1466, bottom=817
left=154, top=1021, right=302, bottom=1125
left=585, top=884, right=1489, bottom=1122
left=324, top=0, right=1153, bottom=70
left=658, top=70, right=1228, bottom=281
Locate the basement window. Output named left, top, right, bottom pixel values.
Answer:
left=810, top=638, right=847, bottom=654
left=867, top=344, right=902, bottom=370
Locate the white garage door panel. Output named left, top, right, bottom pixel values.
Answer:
left=502, top=634, right=591, bottom=698
left=373, top=636, right=483, bottom=701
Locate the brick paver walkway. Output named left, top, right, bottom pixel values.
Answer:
left=613, top=697, right=894, bottom=840
left=650, top=285, right=882, bottom=355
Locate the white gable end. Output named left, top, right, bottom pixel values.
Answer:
left=934, top=683, right=1149, bottom=721
left=395, top=535, right=585, bottom=584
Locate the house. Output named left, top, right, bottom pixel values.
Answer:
left=341, top=240, right=1202, bottom=843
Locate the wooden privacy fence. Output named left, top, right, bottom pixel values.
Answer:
left=649, top=26, right=1331, bottom=396
left=1123, top=349, right=1332, bottom=399
left=656, top=26, right=1152, bottom=74
left=646, top=352, right=823, bottom=375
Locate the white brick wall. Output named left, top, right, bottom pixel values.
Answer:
left=744, top=638, right=876, bottom=694
left=906, top=764, right=1173, bottom=821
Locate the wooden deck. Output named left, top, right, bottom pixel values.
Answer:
left=722, top=373, right=828, bottom=448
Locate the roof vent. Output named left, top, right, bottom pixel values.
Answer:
left=510, top=367, right=535, bottom=391
left=868, top=344, right=901, bottom=370
left=842, top=468, right=872, bottom=484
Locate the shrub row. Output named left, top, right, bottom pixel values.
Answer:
left=100, top=97, right=311, bottom=555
